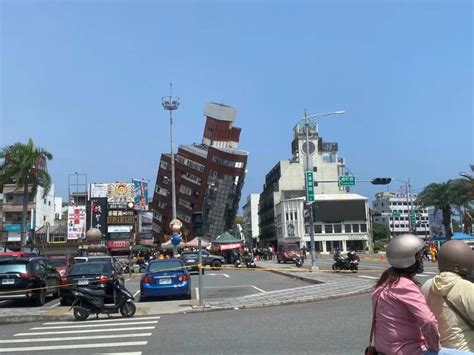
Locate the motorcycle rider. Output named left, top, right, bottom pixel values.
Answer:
left=421, top=240, right=474, bottom=352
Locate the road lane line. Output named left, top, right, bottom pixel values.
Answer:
left=31, top=320, right=158, bottom=330
left=0, top=341, right=148, bottom=352
left=43, top=316, right=160, bottom=325
left=195, top=287, right=199, bottom=301
left=14, top=326, right=155, bottom=336
left=0, top=333, right=152, bottom=343
left=95, top=352, right=142, bottom=355
left=252, top=286, right=266, bottom=293
left=357, top=275, right=379, bottom=280
left=133, top=290, right=140, bottom=298
left=49, top=302, right=60, bottom=308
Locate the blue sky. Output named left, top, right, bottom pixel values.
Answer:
left=1, top=0, right=472, bottom=210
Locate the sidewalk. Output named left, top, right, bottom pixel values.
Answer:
left=0, top=262, right=375, bottom=324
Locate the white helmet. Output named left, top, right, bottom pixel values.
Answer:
left=386, top=234, right=424, bottom=269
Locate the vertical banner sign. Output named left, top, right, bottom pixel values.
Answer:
left=133, top=179, right=149, bottom=210
left=67, top=206, right=86, bottom=240
left=305, top=171, right=314, bottom=202
left=91, top=197, right=108, bottom=238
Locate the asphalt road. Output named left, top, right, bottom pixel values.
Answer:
left=0, top=293, right=372, bottom=354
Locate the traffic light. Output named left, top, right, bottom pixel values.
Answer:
left=192, top=211, right=203, bottom=237
left=371, top=178, right=392, bottom=185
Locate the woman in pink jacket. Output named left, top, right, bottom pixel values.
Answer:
left=372, top=234, right=469, bottom=355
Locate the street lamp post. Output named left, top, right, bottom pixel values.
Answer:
left=161, top=84, right=180, bottom=222
left=302, top=109, right=345, bottom=270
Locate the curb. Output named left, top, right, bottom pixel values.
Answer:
left=263, top=268, right=324, bottom=285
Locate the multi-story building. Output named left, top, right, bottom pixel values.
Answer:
left=242, top=193, right=260, bottom=247
left=274, top=194, right=370, bottom=253
left=258, top=119, right=347, bottom=247
left=150, top=102, right=248, bottom=243
left=1, top=183, right=56, bottom=245
left=372, top=191, right=430, bottom=238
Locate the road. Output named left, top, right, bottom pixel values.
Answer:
left=0, top=293, right=372, bottom=354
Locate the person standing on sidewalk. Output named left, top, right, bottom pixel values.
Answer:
left=421, top=240, right=474, bottom=352
left=371, top=234, right=469, bottom=355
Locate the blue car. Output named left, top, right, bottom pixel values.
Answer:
left=140, top=259, right=191, bottom=301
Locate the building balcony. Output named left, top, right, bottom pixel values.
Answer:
left=2, top=203, right=35, bottom=213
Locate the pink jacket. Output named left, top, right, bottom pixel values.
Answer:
left=372, top=277, right=440, bottom=355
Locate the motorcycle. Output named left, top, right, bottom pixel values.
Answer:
left=332, top=251, right=359, bottom=273
left=234, top=258, right=242, bottom=268
left=70, top=278, right=136, bottom=321
left=293, top=255, right=303, bottom=267
left=244, top=255, right=256, bottom=268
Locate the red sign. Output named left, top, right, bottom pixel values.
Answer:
left=107, top=240, right=130, bottom=249
left=219, top=243, right=242, bottom=251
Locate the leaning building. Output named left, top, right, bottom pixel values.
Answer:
left=150, top=103, right=248, bottom=243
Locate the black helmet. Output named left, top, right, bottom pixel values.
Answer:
left=437, top=240, right=473, bottom=277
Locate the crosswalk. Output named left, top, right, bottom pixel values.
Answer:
left=357, top=271, right=438, bottom=281
left=0, top=315, right=160, bottom=354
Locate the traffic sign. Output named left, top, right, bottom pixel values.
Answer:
left=339, top=175, right=356, bottom=186
left=392, top=211, right=401, bottom=218
left=410, top=209, right=416, bottom=225
left=305, top=171, right=314, bottom=202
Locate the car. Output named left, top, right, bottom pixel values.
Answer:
left=59, top=261, right=124, bottom=306
left=0, top=257, right=60, bottom=306
left=276, top=243, right=301, bottom=263
left=180, top=250, right=225, bottom=272
left=74, top=255, right=123, bottom=273
left=140, top=259, right=191, bottom=301
left=48, top=256, right=74, bottom=276
left=0, top=251, right=38, bottom=260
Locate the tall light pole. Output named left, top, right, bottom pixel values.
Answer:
left=161, top=84, right=180, bottom=222
left=302, top=109, right=345, bottom=270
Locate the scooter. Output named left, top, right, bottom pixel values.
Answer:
left=293, top=255, right=303, bottom=267
left=234, top=258, right=242, bottom=268
left=332, top=251, right=359, bottom=273
left=244, top=255, right=256, bottom=268
left=70, top=278, right=136, bottom=321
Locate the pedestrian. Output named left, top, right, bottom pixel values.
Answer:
left=421, top=240, right=474, bottom=352
left=430, top=243, right=438, bottom=263
left=369, top=234, right=468, bottom=355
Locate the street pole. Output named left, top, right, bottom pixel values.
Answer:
left=198, top=236, right=203, bottom=306
left=304, top=109, right=317, bottom=270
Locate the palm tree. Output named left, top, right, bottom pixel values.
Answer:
left=416, top=179, right=471, bottom=240
left=0, top=139, right=53, bottom=246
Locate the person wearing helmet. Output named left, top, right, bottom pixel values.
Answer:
left=421, top=240, right=474, bottom=352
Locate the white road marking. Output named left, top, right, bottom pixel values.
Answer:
left=133, top=290, right=140, bottom=298
left=357, top=275, right=379, bottom=280
left=14, top=326, right=155, bottom=336
left=252, top=285, right=266, bottom=293
left=0, top=333, right=152, bottom=343
left=195, top=287, right=200, bottom=301
left=49, top=302, right=60, bottom=308
left=31, top=320, right=158, bottom=330
left=204, top=285, right=255, bottom=289
left=0, top=341, right=148, bottom=352
left=43, top=316, right=160, bottom=325
left=422, top=272, right=437, bottom=275
left=95, top=353, right=142, bottom=355
left=206, top=273, right=230, bottom=278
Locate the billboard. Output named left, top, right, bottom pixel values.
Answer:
left=90, top=183, right=109, bottom=198
left=90, top=197, right=108, bottom=238
left=133, top=179, right=149, bottom=210
left=67, top=206, right=86, bottom=240
left=107, top=183, right=134, bottom=209
left=428, top=207, right=446, bottom=240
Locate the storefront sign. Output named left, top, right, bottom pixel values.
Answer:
left=108, top=225, right=133, bottom=233
left=67, top=206, right=86, bottom=240
left=90, top=197, right=107, bottom=237
left=219, top=243, right=242, bottom=251
left=107, top=183, right=135, bottom=209
left=4, top=224, right=31, bottom=232
left=107, top=240, right=130, bottom=249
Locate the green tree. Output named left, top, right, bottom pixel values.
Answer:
left=0, top=139, right=53, bottom=246
left=416, top=179, right=470, bottom=240
left=234, top=215, right=244, bottom=226
left=372, top=223, right=390, bottom=241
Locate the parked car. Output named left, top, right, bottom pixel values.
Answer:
left=60, top=261, right=124, bottom=306
left=140, top=259, right=191, bottom=301
left=180, top=250, right=225, bottom=272
left=0, top=257, right=60, bottom=306
left=74, top=256, right=123, bottom=274
left=0, top=251, right=38, bottom=260
left=48, top=256, right=74, bottom=276
left=276, top=243, right=301, bottom=263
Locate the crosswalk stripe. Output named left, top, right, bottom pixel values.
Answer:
left=31, top=320, right=158, bottom=330
left=43, top=316, right=160, bottom=325
left=357, top=275, right=378, bottom=280
left=0, top=333, right=152, bottom=343
left=422, top=272, right=437, bottom=275
left=95, top=352, right=142, bottom=355
left=14, top=326, right=155, bottom=336
left=0, top=341, right=148, bottom=353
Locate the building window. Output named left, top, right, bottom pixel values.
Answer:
left=285, top=213, right=289, bottom=221
left=334, top=224, right=342, bottom=233
left=158, top=201, right=167, bottom=209
left=153, top=211, right=163, bottom=222
left=179, top=185, right=192, bottom=196
left=160, top=160, right=171, bottom=171
left=157, top=186, right=168, bottom=196
left=179, top=198, right=192, bottom=209
left=325, top=224, right=333, bottom=234
left=162, top=176, right=170, bottom=185
left=345, top=224, right=351, bottom=233
left=352, top=224, right=359, bottom=233
left=360, top=224, right=367, bottom=232
left=314, top=225, right=322, bottom=234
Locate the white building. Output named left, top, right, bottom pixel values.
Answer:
left=372, top=191, right=430, bottom=238
left=259, top=119, right=348, bottom=247
left=54, top=197, right=63, bottom=220
left=242, top=193, right=260, bottom=246
left=275, top=194, right=370, bottom=253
